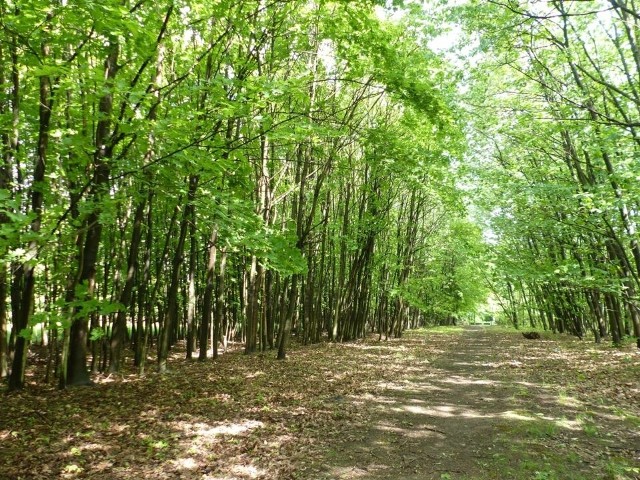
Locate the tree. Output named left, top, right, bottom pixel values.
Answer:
left=456, top=0, right=640, bottom=342
left=1, top=0, right=492, bottom=389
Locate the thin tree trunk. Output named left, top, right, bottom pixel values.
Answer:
left=277, top=274, right=298, bottom=360
left=158, top=175, right=197, bottom=372
left=200, top=227, right=218, bottom=361
left=0, top=30, right=14, bottom=380
left=9, top=21, right=53, bottom=390
left=214, top=248, right=227, bottom=359
left=65, top=40, right=119, bottom=387
left=244, top=255, right=259, bottom=354
left=185, top=203, right=198, bottom=359
left=108, top=197, right=146, bottom=373
left=135, top=190, right=154, bottom=369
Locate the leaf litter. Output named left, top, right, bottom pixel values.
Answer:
left=1, top=327, right=639, bottom=479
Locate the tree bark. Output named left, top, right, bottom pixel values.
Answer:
left=108, top=196, right=145, bottom=373
left=214, top=248, right=227, bottom=359
left=9, top=21, right=53, bottom=390
left=200, top=227, right=218, bottom=361
left=65, top=40, right=119, bottom=387
left=185, top=201, right=198, bottom=359
left=158, top=175, right=197, bottom=372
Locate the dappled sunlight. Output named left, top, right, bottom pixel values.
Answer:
left=72, top=442, right=110, bottom=453
left=5, top=327, right=639, bottom=479
left=440, top=376, right=498, bottom=386
left=501, top=410, right=536, bottom=421
left=375, top=380, right=449, bottom=393
left=94, top=374, right=144, bottom=385
left=345, top=343, right=409, bottom=352
left=501, top=411, right=584, bottom=431
left=450, top=360, right=487, bottom=368
left=389, top=403, right=492, bottom=419
left=512, top=381, right=538, bottom=387
left=327, top=465, right=377, bottom=478
left=171, top=419, right=264, bottom=438
left=555, top=418, right=582, bottom=430
left=164, top=419, right=266, bottom=461
left=340, top=344, right=400, bottom=353
left=356, top=362, right=396, bottom=370
left=160, top=419, right=281, bottom=479
left=405, top=359, right=432, bottom=367
left=172, top=457, right=198, bottom=471
left=375, top=423, right=445, bottom=438
left=229, top=464, right=267, bottom=478
left=557, top=393, right=583, bottom=408
left=169, top=350, right=189, bottom=361
left=301, top=330, right=597, bottom=477
left=361, top=393, right=399, bottom=405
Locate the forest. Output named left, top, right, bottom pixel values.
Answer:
left=1, top=0, right=640, bottom=478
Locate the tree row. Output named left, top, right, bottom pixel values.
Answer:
left=0, top=0, right=485, bottom=390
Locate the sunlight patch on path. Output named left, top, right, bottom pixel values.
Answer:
left=172, top=419, right=264, bottom=438
left=392, top=403, right=493, bottom=419
left=439, top=376, right=497, bottom=386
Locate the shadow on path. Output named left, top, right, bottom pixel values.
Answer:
left=317, top=327, right=640, bottom=480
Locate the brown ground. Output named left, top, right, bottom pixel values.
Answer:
left=1, top=326, right=639, bottom=479
left=314, top=327, right=640, bottom=479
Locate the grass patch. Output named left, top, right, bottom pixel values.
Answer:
left=605, top=458, right=640, bottom=479
left=575, top=413, right=599, bottom=437
left=612, top=407, right=640, bottom=428
left=524, top=420, right=559, bottom=438
left=474, top=450, right=592, bottom=480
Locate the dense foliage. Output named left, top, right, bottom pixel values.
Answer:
left=457, top=0, right=640, bottom=343
left=0, top=0, right=486, bottom=389
left=3, top=0, right=639, bottom=392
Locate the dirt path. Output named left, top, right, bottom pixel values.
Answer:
left=316, top=327, right=640, bottom=480
left=2, top=327, right=639, bottom=480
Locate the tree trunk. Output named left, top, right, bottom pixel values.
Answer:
left=185, top=202, right=198, bottom=359
left=108, top=197, right=146, bottom=373
left=158, top=175, right=197, bottom=372
left=244, top=255, right=259, bottom=354
left=277, top=274, right=299, bottom=360
left=200, top=227, right=218, bottom=361
left=66, top=40, right=119, bottom=387
left=9, top=23, right=53, bottom=390
left=134, top=191, right=154, bottom=369
left=214, top=248, right=227, bottom=359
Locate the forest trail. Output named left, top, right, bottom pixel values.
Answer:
left=320, top=327, right=518, bottom=479
left=2, top=327, right=639, bottom=480
left=316, top=327, right=640, bottom=480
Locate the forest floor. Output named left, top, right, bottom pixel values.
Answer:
left=1, top=327, right=640, bottom=480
